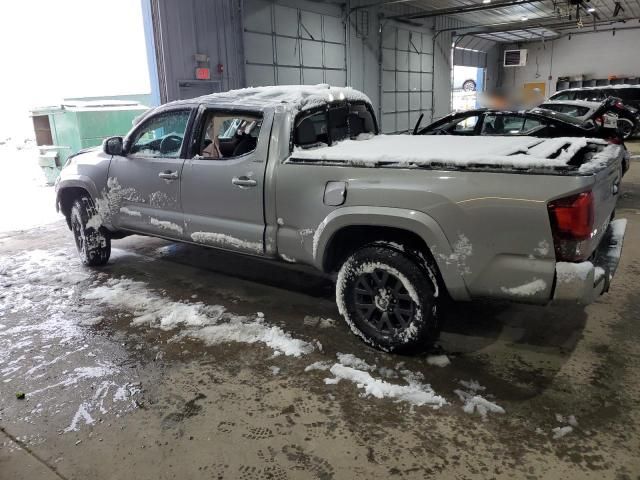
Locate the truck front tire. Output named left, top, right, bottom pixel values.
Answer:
left=336, top=244, right=441, bottom=353
left=70, top=197, right=111, bottom=266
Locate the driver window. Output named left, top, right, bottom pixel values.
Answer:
left=129, top=110, right=191, bottom=158
left=199, top=112, right=262, bottom=159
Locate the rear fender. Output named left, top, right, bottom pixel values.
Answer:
left=315, top=206, right=470, bottom=301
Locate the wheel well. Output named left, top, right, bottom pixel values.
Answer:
left=323, top=225, right=433, bottom=273
left=58, top=187, right=90, bottom=227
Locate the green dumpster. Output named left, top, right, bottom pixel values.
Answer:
left=30, top=100, right=148, bottom=184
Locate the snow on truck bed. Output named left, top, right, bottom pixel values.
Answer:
left=291, top=135, right=621, bottom=173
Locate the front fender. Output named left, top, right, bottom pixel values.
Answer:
left=314, top=206, right=470, bottom=301
left=55, top=175, right=100, bottom=212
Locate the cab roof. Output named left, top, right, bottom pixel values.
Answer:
left=167, top=84, right=371, bottom=111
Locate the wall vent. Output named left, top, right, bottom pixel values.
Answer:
left=504, top=49, right=527, bottom=67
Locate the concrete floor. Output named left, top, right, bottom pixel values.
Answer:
left=1, top=162, right=640, bottom=479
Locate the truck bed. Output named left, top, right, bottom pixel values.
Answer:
left=289, top=135, right=622, bottom=175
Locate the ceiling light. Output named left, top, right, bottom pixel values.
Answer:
left=482, top=0, right=491, bottom=3
left=587, top=6, right=595, bottom=12
left=521, top=16, right=528, bottom=21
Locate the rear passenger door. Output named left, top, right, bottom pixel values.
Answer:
left=180, top=108, right=273, bottom=255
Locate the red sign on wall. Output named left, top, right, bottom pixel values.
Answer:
left=195, top=67, right=210, bottom=80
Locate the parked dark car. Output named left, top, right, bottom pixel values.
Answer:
left=414, top=108, right=614, bottom=138
left=550, top=86, right=640, bottom=138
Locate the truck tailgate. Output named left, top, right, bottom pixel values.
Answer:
left=584, top=144, right=624, bottom=258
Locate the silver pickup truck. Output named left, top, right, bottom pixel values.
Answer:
left=55, top=84, right=627, bottom=353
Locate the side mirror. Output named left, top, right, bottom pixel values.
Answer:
left=583, top=120, right=596, bottom=130
left=103, top=136, right=124, bottom=156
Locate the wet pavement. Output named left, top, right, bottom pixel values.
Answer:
left=1, top=163, right=640, bottom=479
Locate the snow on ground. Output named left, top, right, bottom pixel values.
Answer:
left=83, top=277, right=315, bottom=357
left=325, top=363, right=447, bottom=408
left=454, top=379, right=505, bottom=420
left=0, top=144, right=62, bottom=232
left=0, top=249, right=141, bottom=433
left=309, top=353, right=449, bottom=408
left=426, top=355, right=451, bottom=367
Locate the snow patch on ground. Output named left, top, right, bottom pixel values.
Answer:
left=304, top=361, right=333, bottom=372
left=454, top=379, right=504, bottom=420
left=303, top=316, right=336, bottom=328
left=552, top=426, right=573, bottom=439
left=324, top=364, right=447, bottom=408
left=83, top=277, right=314, bottom=357
left=336, top=353, right=375, bottom=371
left=426, top=355, right=450, bottom=367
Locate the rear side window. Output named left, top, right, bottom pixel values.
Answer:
left=197, top=112, right=262, bottom=159
left=295, top=103, right=376, bottom=148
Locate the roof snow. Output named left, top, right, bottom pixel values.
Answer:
left=189, top=84, right=371, bottom=111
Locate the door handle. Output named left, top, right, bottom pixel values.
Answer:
left=159, top=170, right=179, bottom=180
left=232, top=176, right=257, bottom=187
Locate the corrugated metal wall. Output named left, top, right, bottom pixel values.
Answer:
left=147, top=0, right=463, bottom=124
left=151, top=0, right=245, bottom=103
left=243, top=0, right=347, bottom=87
left=380, top=21, right=434, bottom=133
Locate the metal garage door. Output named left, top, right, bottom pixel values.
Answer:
left=381, top=24, right=434, bottom=134
left=243, top=0, right=346, bottom=87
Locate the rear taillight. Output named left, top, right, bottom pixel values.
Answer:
left=548, top=192, right=594, bottom=261
left=608, top=136, right=623, bottom=144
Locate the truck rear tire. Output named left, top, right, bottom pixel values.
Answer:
left=70, top=197, right=111, bottom=266
left=336, top=244, right=441, bottom=353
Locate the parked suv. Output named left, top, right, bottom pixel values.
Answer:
left=550, top=85, right=640, bottom=137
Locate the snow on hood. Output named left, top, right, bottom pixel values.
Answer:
left=193, top=84, right=372, bottom=111
left=291, top=135, right=616, bottom=172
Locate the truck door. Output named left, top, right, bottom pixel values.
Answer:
left=180, top=108, right=273, bottom=255
left=107, top=108, right=193, bottom=239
